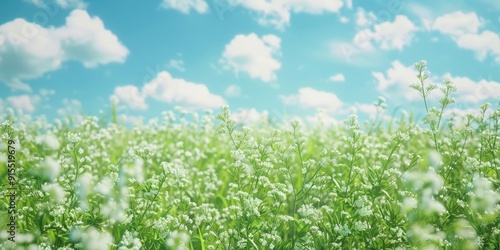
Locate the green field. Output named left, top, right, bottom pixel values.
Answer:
left=1, top=62, right=499, bottom=249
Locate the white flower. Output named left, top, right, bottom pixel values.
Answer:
left=166, top=231, right=190, bottom=249
left=36, top=133, right=60, bottom=150
left=354, top=221, right=370, bottom=231
left=428, top=150, right=442, bottom=170
left=421, top=188, right=446, bottom=214
left=42, top=183, right=65, bottom=204
left=95, top=177, right=114, bottom=196
left=470, top=174, right=500, bottom=214
left=118, top=231, right=142, bottom=250
left=402, top=197, right=418, bottom=212
left=80, top=227, right=113, bottom=250
left=40, top=156, right=61, bottom=181
left=67, top=132, right=82, bottom=144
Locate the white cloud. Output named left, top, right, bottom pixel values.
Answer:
left=225, top=84, right=241, bottom=97
left=25, top=0, right=87, bottom=9
left=345, top=0, right=352, bottom=9
left=0, top=10, right=128, bottom=91
left=329, top=40, right=386, bottom=68
left=329, top=73, right=345, bottom=82
left=110, top=85, right=148, bottom=110
left=0, top=19, right=62, bottom=91
left=55, top=10, right=129, bottom=67
left=372, top=60, right=431, bottom=101
left=55, top=0, right=87, bottom=9
left=282, top=87, right=343, bottom=113
left=7, top=95, right=37, bottom=113
left=443, top=74, right=500, bottom=103
left=119, top=114, right=142, bottom=126
left=142, top=71, right=226, bottom=109
left=110, top=71, right=226, bottom=111
left=354, top=15, right=417, bottom=51
left=0, top=98, right=4, bottom=114
left=373, top=61, right=500, bottom=103
left=39, top=88, right=56, bottom=96
left=455, top=31, right=500, bottom=63
left=444, top=107, right=496, bottom=127
left=24, top=0, right=46, bottom=7
left=351, top=103, right=378, bottom=116
left=238, top=0, right=344, bottom=30
left=160, top=0, right=208, bottom=14
left=167, top=59, right=185, bottom=72
left=305, top=110, right=338, bottom=127
left=231, top=108, right=268, bottom=124
left=430, top=11, right=500, bottom=63
left=339, top=16, right=349, bottom=23
left=479, top=0, right=500, bottom=10
left=355, top=8, right=376, bottom=28
left=432, top=11, right=482, bottom=37
left=220, top=33, right=281, bottom=82
left=57, top=98, right=84, bottom=123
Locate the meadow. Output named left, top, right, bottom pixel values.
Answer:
left=1, top=61, right=499, bottom=249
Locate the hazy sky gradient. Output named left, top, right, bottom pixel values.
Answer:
left=1, top=0, right=499, bottom=125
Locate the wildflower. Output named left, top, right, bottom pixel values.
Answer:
left=118, top=231, right=142, bottom=250
left=402, top=197, right=418, bottom=212
left=334, top=224, right=351, bottom=237
left=166, top=231, right=190, bottom=250
left=67, top=132, right=81, bottom=144
left=470, top=173, right=500, bottom=215
left=354, top=221, right=370, bottom=231
left=428, top=150, right=442, bottom=170
left=40, top=156, right=61, bottom=181
left=42, top=182, right=66, bottom=204
left=36, top=133, right=60, bottom=150
left=80, top=227, right=113, bottom=250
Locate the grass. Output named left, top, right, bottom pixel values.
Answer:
left=0, top=60, right=499, bottom=249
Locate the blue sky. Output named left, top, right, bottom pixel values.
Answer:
left=0, top=0, right=499, bottom=126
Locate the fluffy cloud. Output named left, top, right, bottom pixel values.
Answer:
left=25, top=0, right=87, bottom=9
left=238, top=0, right=344, bottom=30
left=167, top=59, right=185, bottom=72
left=0, top=98, right=4, bottom=114
left=55, top=10, right=129, bottom=67
left=162, top=0, right=344, bottom=29
left=432, top=11, right=482, bottom=37
left=225, top=84, right=241, bottom=97
left=39, top=89, right=56, bottom=96
left=160, top=0, right=208, bottom=14
left=7, top=95, right=38, bottom=113
left=373, top=61, right=500, bottom=103
left=0, top=19, right=62, bottom=91
left=372, top=60, right=429, bottom=101
left=455, top=31, right=500, bottom=63
left=350, top=103, right=379, bottom=116
left=220, top=33, right=281, bottom=82
left=143, top=71, right=226, bottom=109
left=354, top=15, right=417, bottom=51
left=110, top=85, right=148, bottom=110
left=110, top=71, right=226, bottom=111
left=56, top=0, right=87, bottom=9
left=231, top=108, right=268, bottom=124
left=345, top=0, right=352, bottom=9
left=0, top=9, right=128, bottom=91
left=57, top=98, right=83, bottom=123
left=329, top=73, right=345, bottom=82
left=355, top=8, right=376, bottom=28
left=282, top=87, right=344, bottom=113
left=443, top=74, right=500, bottom=103
left=305, top=110, right=338, bottom=127
left=430, top=11, right=500, bottom=63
